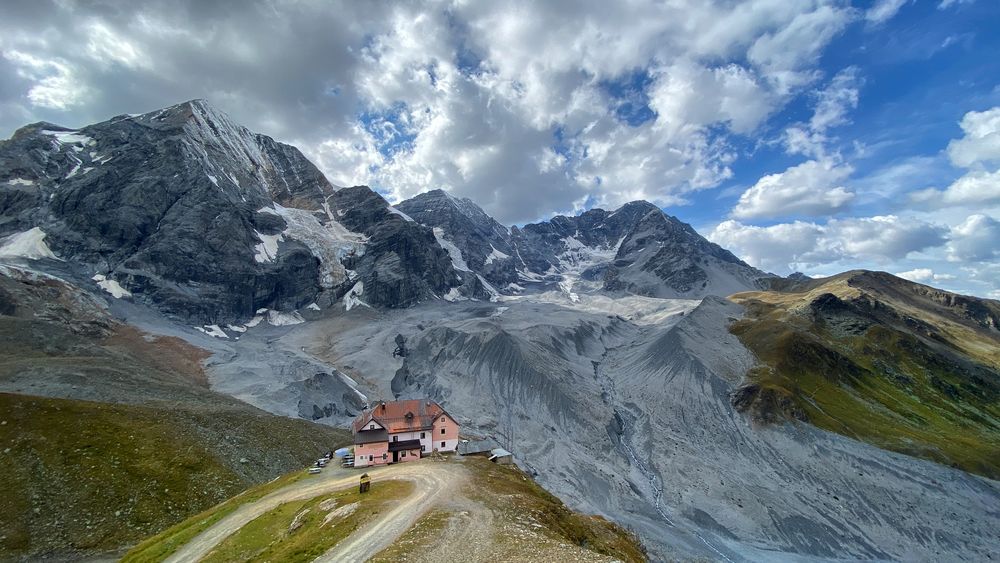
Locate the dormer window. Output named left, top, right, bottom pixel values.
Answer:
left=405, top=412, right=414, bottom=420
left=369, top=424, right=375, bottom=430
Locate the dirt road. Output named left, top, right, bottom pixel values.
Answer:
left=313, top=462, right=458, bottom=562
left=164, top=459, right=465, bottom=563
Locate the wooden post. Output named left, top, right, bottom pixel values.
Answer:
left=359, top=473, right=371, bottom=493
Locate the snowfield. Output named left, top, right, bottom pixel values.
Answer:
left=0, top=227, right=59, bottom=260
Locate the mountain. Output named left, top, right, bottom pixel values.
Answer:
left=0, top=100, right=465, bottom=325
left=512, top=201, right=772, bottom=298
left=3, top=101, right=999, bottom=561
left=396, top=194, right=773, bottom=303
left=396, top=189, right=519, bottom=294
left=1, top=99, right=768, bottom=325
left=342, top=293, right=998, bottom=561
left=0, top=100, right=341, bottom=323
left=326, top=186, right=462, bottom=308
left=729, top=270, right=1000, bottom=478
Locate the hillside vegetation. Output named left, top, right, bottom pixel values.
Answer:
left=730, top=271, right=1000, bottom=478
left=123, top=456, right=646, bottom=563
left=0, top=266, right=350, bottom=560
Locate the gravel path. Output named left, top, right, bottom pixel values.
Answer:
left=314, top=461, right=461, bottom=562
left=164, top=460, right=464, bottom=563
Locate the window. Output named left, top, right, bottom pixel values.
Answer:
left=402, top=451, right=407, bottom=457
left=369, top=423, right=375, bottom=430
left=420, top=432, right=425, bottom=439
left=392, top=435, right=398, bottom=442
left=441, top=441, right=446, bottom=448
left=421, top=445, right=426, bottom=452
left=441, top=428, right=446, bottom=435
left=382, top=453, right=387, bottom=460
left=368, top=455, right=373, bottom=462
left=441, top=417, right=445, bottom=422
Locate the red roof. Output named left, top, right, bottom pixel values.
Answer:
left=351, top=399, right=453, bottom=434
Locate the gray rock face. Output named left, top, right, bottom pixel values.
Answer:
left=4, top=99, right=773, bottom=322
left=328, top=297, right=1000, bottom=562
left=513, top=200, right=773, bottom=298
left=0, top=100, right=338, bottom=323
left=328, top=186, right=461, bottom=307
left=396, top=189, right=519, bottom=289
left=396, top=193, right=774, bottom=301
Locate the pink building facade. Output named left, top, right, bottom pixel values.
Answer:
left=351, top=399, right=460, bottom=467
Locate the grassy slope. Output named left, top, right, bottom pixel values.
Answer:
left=0, top=267, right=352, bottom=560
left=201, top=480, right=413, bottom=563
left=123, top=457, right=646, bottom=563
left=730, top=271, right=1000, bottom=479
left=122, top=469, right=312, bottom=563
left=0, top=393, right=351, bottom=560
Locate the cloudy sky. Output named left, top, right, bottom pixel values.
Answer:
left=2, top=0, right=999, bottom=298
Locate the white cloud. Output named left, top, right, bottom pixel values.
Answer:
left=914, top=108, right=1000, bottom=208
left=783, top=67, right=861, bottom=160
left=947, top=214, right=1000, bottom=262
left=946, top=107, right=1000, bottom=169
left=85, top=22, right=149, bottom=69
left=810, top=67, right=861, bottom=132
left=938, top=0, right=974, bottom=9
left=932, top=169, right=1000, bottom=205
left=709, top=219, right=828, bottom=273
left=648, top=61, right=775, bottom=135
left=0, top=0, right=860, bottom=224
left=747, top=4, right=854, bottom=93
left=895, top=268, right=955, bottom=282
left=709, top=215, right=948, bottom=274
left=3, top=50, right=89, bottom=110
left=831, top=215, right=947, bottom=259
left=866, top=0, right=909, bottom=24
left=732, top=159, right=854, bottom=219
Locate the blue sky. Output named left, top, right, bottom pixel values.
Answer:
left=693, top=0, right=1000, bottom=228
left=1, top=0, right=999, bottom=297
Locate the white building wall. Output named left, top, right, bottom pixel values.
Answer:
left=388, top=429, right=434, bottom=455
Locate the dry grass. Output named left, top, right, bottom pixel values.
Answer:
left=375, top=456, right=646, bottom=562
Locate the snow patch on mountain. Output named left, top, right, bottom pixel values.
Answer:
left=42, top=130, right=94, bottom=147
left=259, top=204, right=365, bottom=287
left=253, top=230, right=283, bottom=263
left=267, top=309, right=305, bottom=326
left=0, top=227, right=59, bottom=260
left=6, top=178, right=35, bottom=186
left=344, top=281, right=369, bottom=311
left=387, top=206, right=414, bottom=222
left=484, top=245, right=510, bottom=265
left=195, top=324, right=229, bottom=338
left=477, top=274, right=501, bottom=302
left=433, top=227, right=470, bottom=272
left=91, top=274, right=132, bottom=298
left=442, top=287, right=465, bottom=302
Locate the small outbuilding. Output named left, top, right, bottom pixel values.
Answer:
left=488, top=447, right=513, bottom=465
left=458, top=438, right=500, bottom=456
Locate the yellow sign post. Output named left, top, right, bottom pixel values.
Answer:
left=359, top=473, right=371, bottom=493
